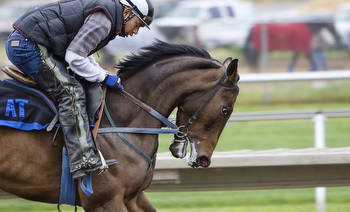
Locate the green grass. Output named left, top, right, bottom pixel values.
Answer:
left=149, top=204, right=350, bottom=212
left=2, top=187, right=350, bottom=211
left=0, top=199, right=82, bottom=212
left=146, top=187, right=350, bottom=210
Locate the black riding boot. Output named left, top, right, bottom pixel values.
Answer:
left=35, top=47, right=107, bottom=179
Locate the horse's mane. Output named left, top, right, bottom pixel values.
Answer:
left=117, top=40, right=217, bottom=79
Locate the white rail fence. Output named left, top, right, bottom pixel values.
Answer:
left=239, top=70, right=350, bottom=83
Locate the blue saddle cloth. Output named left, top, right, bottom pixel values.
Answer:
left=0, top=79, right=57, bottom=131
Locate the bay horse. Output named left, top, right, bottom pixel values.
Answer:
left=243, top=21, right=341, bottom=72
left=0, top=41, right=239, bottom=211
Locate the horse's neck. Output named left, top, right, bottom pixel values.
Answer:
left=103, top=64, right=222, bottom=129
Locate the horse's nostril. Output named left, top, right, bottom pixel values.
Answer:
left=197, top=156, right=211, bottom=168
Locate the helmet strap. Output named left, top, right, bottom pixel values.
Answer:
left=120, top=11, right=135, bottom=37
left=123, top=12, right=135, bottom=25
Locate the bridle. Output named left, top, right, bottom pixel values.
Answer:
left=174, top=69, right=236, bottom=144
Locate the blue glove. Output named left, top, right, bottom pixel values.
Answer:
left=103, top=74, right=123, bottom=90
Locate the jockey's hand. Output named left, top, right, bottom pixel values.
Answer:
left=103, top=74, right=124, bottom=90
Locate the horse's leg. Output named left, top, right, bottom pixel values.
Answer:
left=81, top=193, right=128, bottom=212
left=126, top=191, right=156, bottom=212
left=288, top=52, right=299, bottom=72
left=315, top=50, right=328, bottom=70
left=137, top=192, right=157, bottom=212
left=77, top=134, right=156, bottom=212
left=307, top=52, right=319, bottom=71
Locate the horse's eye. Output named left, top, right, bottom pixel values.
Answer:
left=221, top=106, right=231, bottom=116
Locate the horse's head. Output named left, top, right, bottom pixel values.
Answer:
left=115, top=41, right=239, bottom=167
left=170, top=58, right=239, bottom=168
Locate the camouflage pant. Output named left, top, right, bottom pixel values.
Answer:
left=36, top=45, right=100, bottom=176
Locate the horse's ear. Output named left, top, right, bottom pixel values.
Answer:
left=223, top=57, right=233, bottom=69
left=226, top=58, right=239, bottom=83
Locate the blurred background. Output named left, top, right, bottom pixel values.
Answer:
left=0, top=0, right=349, bottom=212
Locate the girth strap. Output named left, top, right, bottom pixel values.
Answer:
left=117, top=132, right=154, bottom=168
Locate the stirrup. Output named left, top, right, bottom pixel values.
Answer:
left=97, top=150, right=117, bottom=175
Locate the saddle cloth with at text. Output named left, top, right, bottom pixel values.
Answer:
left=0, top=79, right=57, bottom=131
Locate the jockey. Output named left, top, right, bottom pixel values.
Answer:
left=5, top=0, right=154, bottom=179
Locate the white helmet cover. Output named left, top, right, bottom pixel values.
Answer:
left=120, top=0, right=154, bottom=28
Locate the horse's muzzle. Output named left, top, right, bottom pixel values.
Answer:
left=190, top=155, right=211, bottom=168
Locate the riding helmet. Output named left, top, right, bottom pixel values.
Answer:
left=119, top=0, right=154, bottom=29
